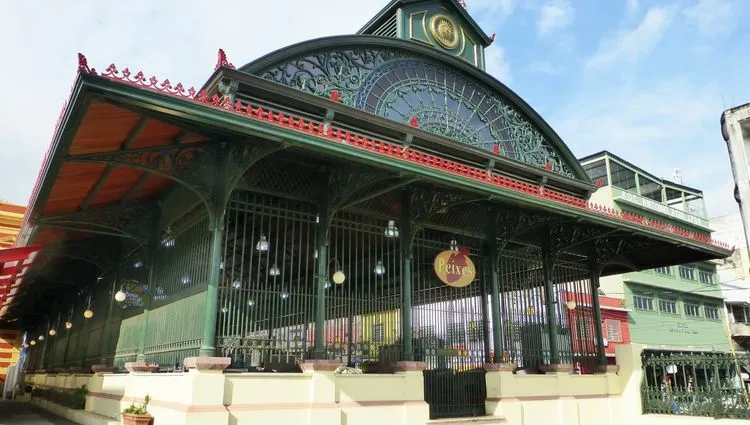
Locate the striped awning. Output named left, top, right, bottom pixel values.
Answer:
left=0, top=245, right=41, bottom=317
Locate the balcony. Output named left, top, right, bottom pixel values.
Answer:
left=730, top=322, right=750, bottom=337
left=610, top=186, right=710, bottom=230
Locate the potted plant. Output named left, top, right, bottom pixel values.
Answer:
left=122, top=394, right=152, bottom=425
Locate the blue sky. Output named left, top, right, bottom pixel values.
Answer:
left=1, top=0, right=747, bottom=219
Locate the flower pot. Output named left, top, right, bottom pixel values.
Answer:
left=122, top=413, right=153, bottom=425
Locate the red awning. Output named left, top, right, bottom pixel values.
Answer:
left=0, top=245, right=41, bottom=317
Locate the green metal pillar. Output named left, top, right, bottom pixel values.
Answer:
left=136, top=214, right=161, bottom=362
left=39, top=318, right=50, bottom=369
left=542, top=246, right=560, bottom=365
left=400, top=190, right=414, bottom=361
left=99, top=272, right=118, bottom=365
left=589, top=258, right=607, bottom=367
left=486, top=210, right=503, bottom=363
left=199, top=212, right=225, bottom=357
left=313, top=185, right=331, bottom=360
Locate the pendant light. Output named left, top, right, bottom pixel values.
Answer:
left=269, top=264, right=281, bottom=277
left=161, top=226, right=175, bottom=248
left=384, top=220, right=399, bottom=239
left=374, top=260, right=386, bottom=276
left=256, top=234, right=269, bottom=252
left=450, top=239, right=459, bottom=252
left=232, top=280, right=242, bottom=289
left=83, top=290, right=94, bottom=319
left=114, top=288, right=127, bottom=302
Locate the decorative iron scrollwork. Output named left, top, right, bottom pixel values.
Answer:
left=256, top=47, right=576, bottom=177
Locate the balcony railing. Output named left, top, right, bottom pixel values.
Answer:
left=611, top=187, right=710, bottom=229
left=730, top=323, right=750, bottom=338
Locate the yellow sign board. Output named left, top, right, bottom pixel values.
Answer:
left=433, top=250, right=476, bottom=287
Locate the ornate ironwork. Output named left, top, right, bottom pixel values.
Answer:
left=641, top=350, right=750, bottom=418
left=215, top=48, right=235, bottom=71
left=494, top=208, right=555, bottom=240
left=34, top=202, right=155, bottom=244
left=44, top=239, right=118, bottom=271
left=256, top=48, right=575, bottom=177
left=72, top=54, right=732, bottom=251
left=66, top=143, right=215, bottom=199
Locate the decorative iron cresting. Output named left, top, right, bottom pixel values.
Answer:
left=59, top=54, right=732, bottom=252
left=256, top=48, right=575, bottom=177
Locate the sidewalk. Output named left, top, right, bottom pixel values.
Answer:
left=0, top=401, right=79, bottom=425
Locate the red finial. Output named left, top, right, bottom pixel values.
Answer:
left=489, top=33, right=496, bottom=43
left=545, top=162, right=552, bottom=171
left=215, top=48, right=235, bottom=70
left=329, top=90, right=341, bottom=102
left=492, top=143, right=500, bottom=154
left=409, top=117, right=419, bottom=127
left=77, top=53, right=94, bottom=74
left=457, top=0, right=468, bottom=9
left=595, top=177, right=603, bottom=187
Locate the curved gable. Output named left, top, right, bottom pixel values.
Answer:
left=241, top=36, right=588, bottom=182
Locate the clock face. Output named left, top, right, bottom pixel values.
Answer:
left=257, top=46, right=575, bottom=177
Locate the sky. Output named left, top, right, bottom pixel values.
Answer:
left=1, top=0, right=748, bottom=219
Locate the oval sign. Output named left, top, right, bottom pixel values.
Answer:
left=433, top=250, right=476, bottom=288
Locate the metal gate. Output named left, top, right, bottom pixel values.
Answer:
left=413, top=230, right=488, bottom=419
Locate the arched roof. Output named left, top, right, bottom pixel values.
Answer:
left=239, top=36, right=590, bottom=183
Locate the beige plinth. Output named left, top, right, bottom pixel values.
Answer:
left=183, top=356, right=231, bottom=371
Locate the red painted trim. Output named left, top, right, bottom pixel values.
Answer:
left=38, top=56, right=733, bottom=253
left=0, top=246, right=40, bottom=263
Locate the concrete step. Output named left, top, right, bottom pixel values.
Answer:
left=427, top=416, right=506, bottom=425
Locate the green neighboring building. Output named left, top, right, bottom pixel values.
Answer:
left=580, top=151, right=729, bottom=352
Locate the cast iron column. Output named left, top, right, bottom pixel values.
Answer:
left=99, top=270, right=119, bottom=365
left=485, top=210, right=503, bottom=363
left=400, top=190, right=414, bottom=361
left=542, top=244, right=560, bottom=365
left=200, top=144, right=234, bottom=358
left=199, top=213, right=225, bottom=357
left=136, top=214, right=161, bottom=362
left=589, top=256, right=607, bottom=367
left=313, top=186, right=330, bottom=359
left=39, top=318, right=50, bottom=369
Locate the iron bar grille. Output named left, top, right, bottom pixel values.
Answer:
left=497, top=249, right=598, bottom=372
left=216, top=193, right=403, bottom=371
left=641, top=350, right=750, bottom=418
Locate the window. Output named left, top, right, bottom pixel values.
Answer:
left=583, top=160, right=608, bottom=187
left=467, top=320, right=484, bottom=342
left=605, top=319, right=622, bottom=342
left=653, top=266, right=671, bottom=275
left=679, top=265, right=696, bottom=281
left=447, top=323, right=465, bottom=344
left=659, top=298, right=678, bottom=315
left=372, top=324, right=384, bottom=343
left=639, top=176, right=663, bottom=202
left=610, top=161, right=637, bottom=192
left=576, top=316, right=595, bottom=340
left=633, top=293, right=653, bottom=311
left=698, top=270, right=714, bottom=285
left=684, top=303, right=701, bottom=317
left=705, top=306, right=720, bottom=320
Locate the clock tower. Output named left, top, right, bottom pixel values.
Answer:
left=357, top=0, right=494, bottom=70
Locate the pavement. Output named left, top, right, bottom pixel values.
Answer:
left=0, top=401, right=79, bottom=425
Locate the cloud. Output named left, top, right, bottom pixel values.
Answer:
left=585, top=6, right=673, bottom=70
left=485, top=44, right=512, bottom=83
left=535, top=0, right=574, bottom=37
left=0, top=0, right=385, bottom=206
left=683, top=0, right=736, bottom=37
left=549, top=76, right=734, bottom=219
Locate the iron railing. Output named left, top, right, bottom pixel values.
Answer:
left=641, top=350, right=750, bottom=419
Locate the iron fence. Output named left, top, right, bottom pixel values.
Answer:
left=641, top=350, right=750, bottom=419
